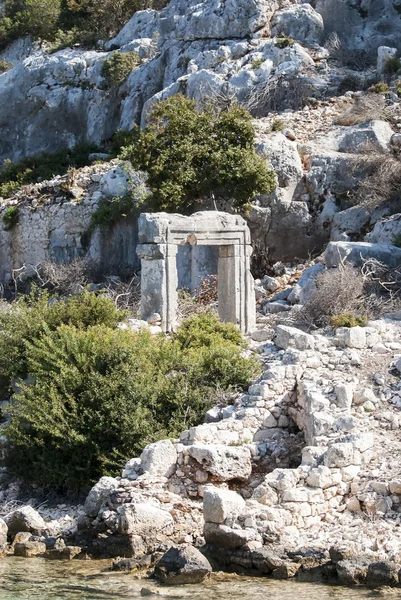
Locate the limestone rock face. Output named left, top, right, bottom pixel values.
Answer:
left=203, top=486, right=245, bottom=524
left=5, top=506, right=46, bottom=536
left=155, top=545, right=212, bottom=584
left=270, top=4, right=324, bottom=46
left=118, top=503, right=174, bottom=537
left=83, top=476, right=119, bottom=517
left=315, top=0, right=401, bottom=52
left=187, top=444, right=252, bottom=481
left=0, top=0, right=316, bottom=164
left=287, top=263, right=325, bottom=305
left=140, top=439, right=177, bottom=478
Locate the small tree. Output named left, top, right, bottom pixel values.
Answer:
left=1, top=0, right=61, bottom=44
left=120, top=95, right=276, bottom=212
left=65, top=0, right=166, bottom=39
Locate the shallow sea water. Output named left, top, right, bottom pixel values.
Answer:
left=0, top=558, right=382, bottom=600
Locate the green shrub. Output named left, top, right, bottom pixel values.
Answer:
left=0, top=0, right=61, bottom=49
left=393, top=233, right=401, bottom=247
left=0, top=59, right=13, bottom=73
left=252, top=57, right=264, bottom=70
left=84, top=192, right=146, bottom=239
left=0, top=143, right=100, bottom=198
left=369, top=82, right=389, bottom=94
left=2, top=205, right=19, bottom=230
left=174, top=310, right=245, bottom=349
left=384, top=57, right=401, bottom=76
left=0, top=0, right=168, bottom=50
left=275, top=36, right=295, bottom=49
left=0, top=289, right=126, bottom=398
left=101, top=51, right=140, bottom=87
left=4, top=312, right=258, bottom=490
left=271, top=119, right=285, bottom=132
left=330, top=312, right=368, bottom=328
left=120, top=94, right=275, bottom=212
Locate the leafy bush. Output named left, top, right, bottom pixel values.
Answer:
left=0, top=0, right=61, bottom=49
left=2, top=205, right=19, bottom=230
left=0, top=0, right=168, bottom=50
left=85, top=195, right=140, bottom=237
left=0, top=143, right=100, bottom=199
left=384, top=57, right=401, bottom=77
left=252, top=57, right=264, bottom=70
left=174, top=310, right=245, bottom=349
left=0, top=59, right=13, bottom=73
left=271, top=119, right=285, bottom=132
left=4, top=311, right=258, bottom=490
left=369, top=82, right=389, bottom=94
left=0, top=289, right=126, bottom=398
left=101, top=51, right=140, bottom=87
left=120, top=94, right=275, bottom=212
left=62, top=0, right=167, bottom=42
left=330, top=313, right=367, bottom=328
left=275, top=36, right=294, bottom=49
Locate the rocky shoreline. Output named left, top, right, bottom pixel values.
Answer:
left=1, top=281, right=401, bottom=589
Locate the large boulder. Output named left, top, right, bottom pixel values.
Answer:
left=256, top=134, right=303, bottom=188
left=270, top=4, right=324, bottom=46
left=203, top=486, right=245, bottom=524
left=140, top=439, right=177, bottom=478
left=338, top=121, right=394, bottom=154
left=14, top=541, right=47, bottom=557
left=287, top=263, right=325, bottom=305
left=155, top=545, right=212, bottom=584
left=365, top=214, right=401, bottom=245
left=83, top=476, right=119, bottom=518
left=187, top=444, right=252, bottom=481
left=336, top=558, right=370, bottom=585
left=118, top=503, right=174, bottom=537
left=274, top=325, right=315, bottom=351
left=366, top=561, right=399, bottom=588
left=324, top=241, right=401, bottom=269
left=203, top=522, right=255, bottom=548
left=5, top=506, right=46, bottom=536
left=331, top=206, right=370, bottom=242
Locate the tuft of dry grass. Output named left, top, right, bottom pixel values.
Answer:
left=335, top=93, right=386, bottom=126
left=298, top=264, right=367, bottom=327
left=299, top=260, right=401, bottom=328
left=349, top=154, right=401, bottom=211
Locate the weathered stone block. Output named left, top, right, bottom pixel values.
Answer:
left=203, top=486, right=245, bottom=524
left=140, top=439, right=177, bottom=478
left=118, top=504, right=174, bottom=537
left=188, top=444, right=252, bottom=481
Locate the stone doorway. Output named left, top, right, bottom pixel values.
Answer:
left=136, top=211, right=256, bottom=333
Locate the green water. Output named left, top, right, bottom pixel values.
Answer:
left=0, top=558, right=382, bottom=600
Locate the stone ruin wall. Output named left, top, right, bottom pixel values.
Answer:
left=0, top=199, right=223, bottom=295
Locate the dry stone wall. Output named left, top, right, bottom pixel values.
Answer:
left=63, top=314, right=401, bottom=566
